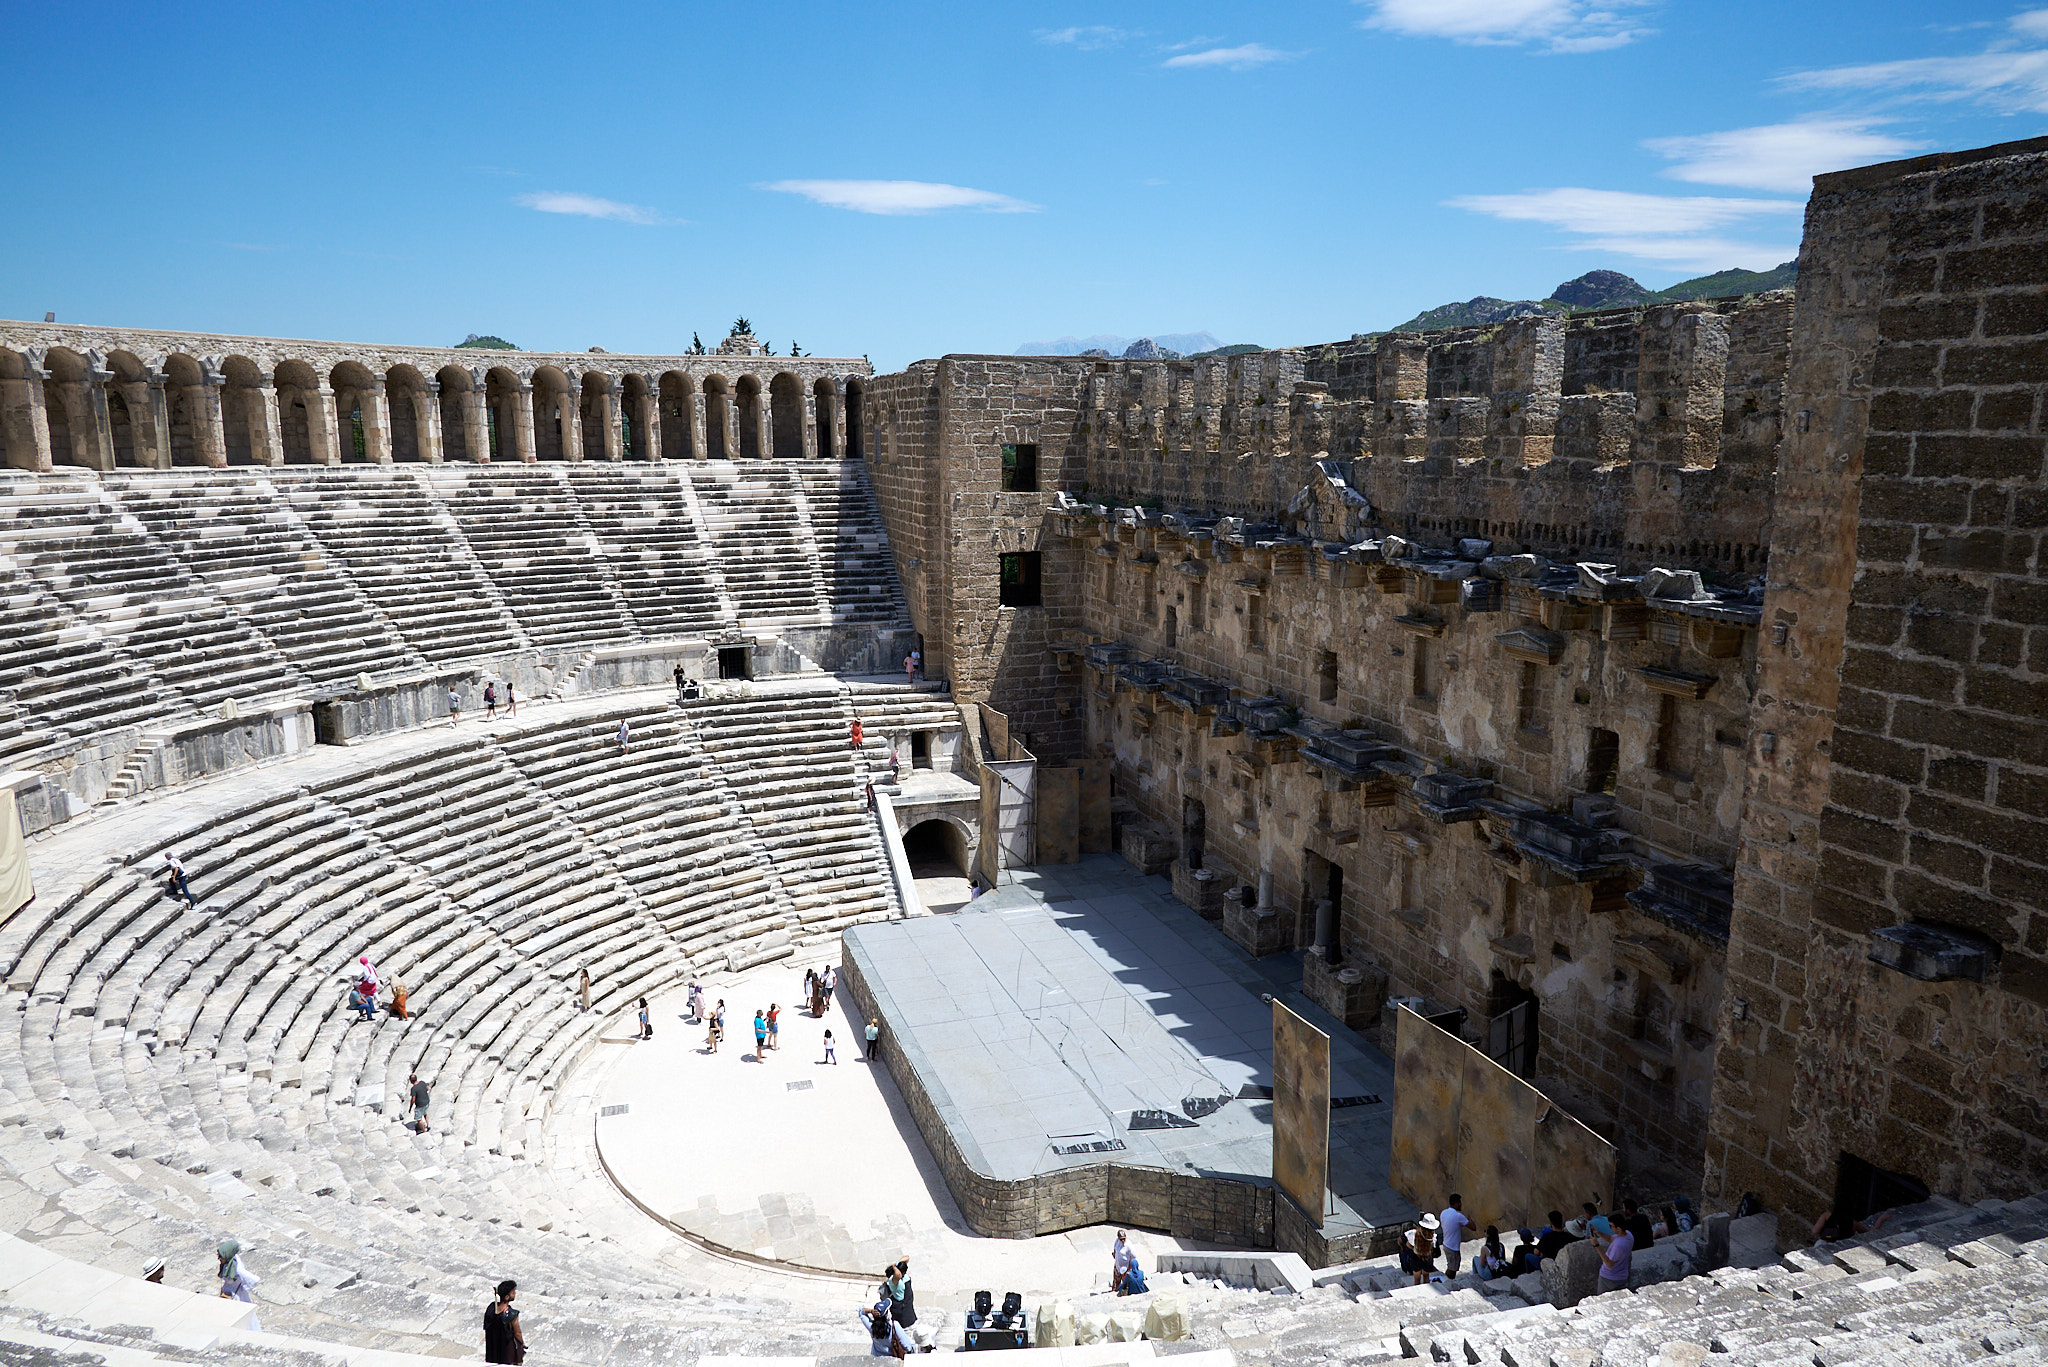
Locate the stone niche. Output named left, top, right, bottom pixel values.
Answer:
left=1301, top=947, right=1388, bottom=1031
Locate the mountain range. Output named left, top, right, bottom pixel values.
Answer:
left=1389, top=263, right=1797, bottom=332
left=1015, top=332, right=1223, bottom=357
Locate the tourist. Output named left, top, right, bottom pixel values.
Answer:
left=1672, top=1197, right=1696, bottom=1233
left=1470, top=1225, right=1508, bottom=1280
left=356, top=955, right=379, bottom=997
left=1810, top=1207, right=1895, bottom=1242
left=1511, top=1228, right=1542, bottom=1276
left=887, top=1258, right=931, bottom=1348
left=1653, top=1205, right=1676, bottom=1240
left=753, top=1010, right=768, bottom=1059
left=674, top=663, right=689, bottom=704
left=804, top=966, right=818, bottom=1002
left=861, top=1296, right=912, bottom=1358
left=866, top=781, right=877, bottom=812
left=143, top=1256, right=165, bottom=1284
left=824, top=964, right=837, bottom=995
left=823, top=1028, right=837, bottom=1064
left=347, top=984, right=375, bottom=1023
left=1111, top=1231, right=1134, bottom=1293
left=484, top=1279, right=525, bottom=1364
left=767, top=1002, right=781, bottom=1051
left=1439, top=1194, right=1474, bottom=1276
left=408, top=1073, right=431, bottom=1134
left=1622, top=1197, right=1655, bottom=1249
left=1399, top=1213, right=1439, bottom=1285
left=578, top=968, right=592, bottom=1013
left=617, top=718, right=631, bottom=754
left=388, top=976, right=409, bottom=1019
left=1565, top=1201, right=1598, bottom=1239
left=448, top=687, right=461, bottom=725
left=864, top=1017, right=880, bottom=1061
left=504, top=683, right=517, bottom=717
left=887, top=748, right=900, bottom=782
left=1537, top=1210, right=1576, bottom=1261
left=484, top=681, right=498, bottom=719
left=851, top=718, right=864, bottom=750
left=687, top=981, right=703, bottom=1022
left=904, top=651, right=917, bottom=685
left=1593, top=1216, right=1633, bottom=1293
left=810, top=971, right=827, bottom=1017
left=161, top=853, right=197, bottom=908
left=216, top=1239, right=261, bottom=1328
left=638, top=998, right=652, bottom=1040
left=706, top=1007, right=722, bottom=1054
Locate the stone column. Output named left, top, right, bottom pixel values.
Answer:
left=690, top=391, right=708, bottom=460
left=0, top=365, right=54, bottom=472
left=725, top=394, right=742, bottom=460
left=306, top=386, right=341, bottom=465
left=361, top=378, right=393, bottom=464
left=1256, top=867, right=1274, bottom=911
left=464, top=385, right=490, bottom=463
left=253, top=378, right=286, bottom=465
left=512, top=382, right=537, bottom=463
left=636, top=385, right=661, bottom=461
left=196, top=373, right=229, bottom=468
left=125, top=379, right=169, bottom=468
left=834, top=381, right=850, bottom=459
left=419, top=380, right=445, bottom=462
left=755, top=392, right=773, bottom=460
left=83, top=370, right=117, bottom=471
left=599, top=381, right=623, bottom=461
left=1313, top=898, right=1338, bottom=960
left=562, top=380, right=584, bottom=461
left=802, top=392, right=819, bottom=459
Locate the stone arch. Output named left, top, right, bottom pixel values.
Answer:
left=103, top=350, right=153, bottom=468
left=812, top=378, right=838, bottom=458
left=0, top=347, right=41, bottom=471
left=621, top=373, right=652, bottom=459
left=274, top=359, right=321, bottom=463
left=329, top=360, right=377, bottom=463
left=735, top=374, right=763, bottom=460
left=845, top=376, right=865, bottom=459
left=770, top=372, right=804, bottom=460
left=484, top=366, right=523, bottom=462
left=531, top=364, right=573, bottom=461
left=902, top=816, right=975, bottom=879
left=660, top=370, right=696, bottom=459
left=220, top=354, right=268, bottom=465
left=435, top=365, right=476, bottom=463
left=703, top=375, right=732, bottom=460
left=40, top=347, right=88, bottom=468
left=162, top=353, right=208, bottom=467
left=386, top=364, right=432, bottom=462
left=574, top=370, right=609, bottom=460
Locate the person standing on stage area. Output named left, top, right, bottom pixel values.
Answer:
left=637, top=998, right=651, bottom=1040
left=578, top=968, right=592, bottom=1013
left=767, top=1002, right=781, bottom=1051
left=824, top=1029, right=837, bottom=1064
left=752, top=1010, right=769, bottom=1060
left=865, top=1017, right=880, bottom=1061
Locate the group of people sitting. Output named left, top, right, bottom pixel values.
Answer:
left=1402, top=1192, right=1697, bottom=1291
left=345, top=954, right=409, bottom=1022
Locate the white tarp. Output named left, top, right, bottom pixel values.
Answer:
left=0, top=788, right=33, bottom=922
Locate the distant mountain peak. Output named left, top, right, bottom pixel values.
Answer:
left=1388, top=263, right=1796, bottom=333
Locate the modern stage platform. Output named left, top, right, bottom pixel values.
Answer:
left=840, top=856, right=1417, bottom=1264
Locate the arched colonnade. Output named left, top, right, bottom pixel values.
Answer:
left=0, top=340, right=868, bottom=474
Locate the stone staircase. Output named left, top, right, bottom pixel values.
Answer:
left=563, top=464, right=730, bottom=636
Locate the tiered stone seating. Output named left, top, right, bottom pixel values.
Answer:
left=847, top=685, right=963, bottom=784
left=420, top=467, right=639, bottom=649
left=107, top=474, right=429, bottom=688
left=495, top=705, right=792, bottom=964
left=0, top=564, right=183, bottom=770
left=691, top=463, right=824, bottom=622
left=0, top=488, right=309, bottom=711
left=795, top=464, right=907, bottom=625
left=269, top=467, right=527, bottom=665
left=684, top=692, right=897, bottom=937
left=564, top=464, right=730, bottom=636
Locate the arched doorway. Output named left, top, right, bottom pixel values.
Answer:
left=735, top=376, right=762, bottom=459
left=330, top=361, right=376, bottom=463
left=531, top=365, right=571, bottom=461
left=660, top=371, right=695, bottom=459
left=163, top=354, right=206, bottom=467
left=770, top=372, right=804, bottom=459
left=436, top=366, right=476, bottom=463
left=386, top=365, right=431, bottom=461
left=275, top=359, right=319, bottom=463
left=220, top=354, right=266, bottom=465
left=845, top=376, right=865, bottom=459
left=703, top=376, right=731, bottom=460
left=902, top=817, right=975, bottom=913
left=813, top=378, right=838, bottom=457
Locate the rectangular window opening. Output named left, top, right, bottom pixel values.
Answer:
left=1652, top=695, right=1692, bottom=781
left=1411, top=639, right=1434, bottom=700
left=1001, top=442, right=1039, bottom=492
left=1586, top=727, right=1620, bottom=794
left=1247, top=594, right=1264, bottom=649
left=1317, top=650, right=1339, bottom=704
left=717, top=646, right=751, bottom=680
left=1516, top=661, right=1551, bottom=735
left=999, top=551, right=1043, bottom=607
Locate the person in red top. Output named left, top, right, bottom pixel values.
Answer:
left=851, top=718, right=865, bottom=749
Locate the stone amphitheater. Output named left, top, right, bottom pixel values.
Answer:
left=2, top=136, right=2047, bottom=1367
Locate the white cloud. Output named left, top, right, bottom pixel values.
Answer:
left=1448, top=187, right=1801, bottom=271
left=1781, top=11, right=2048, bottom=113
left=761, top=180, right=1040, bottom=216
left=1036, top=25, right=1131, bottom=49
left=1645, top=118, right=1927, bottom=193
left=1162, top=43, right=1294, bottom=70
left=515, top=192, right=670, bottom=225
left=1358, top=0, right=1652, bottom=52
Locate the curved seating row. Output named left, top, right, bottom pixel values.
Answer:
left=0, top=683, right=919, bottom=1360
left=0, top=461, right=910, bottom=776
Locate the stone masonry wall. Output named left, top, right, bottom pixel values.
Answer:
left=1705, top=135, right=2048, bottom=1221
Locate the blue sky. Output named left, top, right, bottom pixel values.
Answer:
left=4, top=2, right=2045, bottom=371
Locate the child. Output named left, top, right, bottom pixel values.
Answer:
left=767, top=1003, right=780, bottom=1051
left=823, top=1029, right=837, bottom=1064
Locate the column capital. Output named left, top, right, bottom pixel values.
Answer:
left=424, top=379, right=441, bottom=394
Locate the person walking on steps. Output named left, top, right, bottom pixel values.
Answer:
left=484, top=1280, right=525, bottom=1364
left=216, top=1239, right=262, bottom=1329
left=388, top=976, right=409, bottom=1020
left=638, top=998, right=652, bottom=1040
left=617, top=718, right=631, bottom=755
left=578, top=968, right=592, bottom=1013
left=504, top=683, right=517, bottom=717
left=850, top=718, right=864, bottom=750
left=903, top=651, right=917, bottom=686
left=408, top=1073, right=431, bottom=1134
left=162, top=853, right=197, bottom=908
left=864, top=1017, right=881, bottom=1061
left=448, top=687, right=461, bottom=726
left=484, top=681, right=498, bottom=720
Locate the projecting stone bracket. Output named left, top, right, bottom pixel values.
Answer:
left=1869, top=923, right=1999, bottom=983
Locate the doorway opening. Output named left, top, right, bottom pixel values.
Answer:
left=1304, top=848, right=1344, bottom=960
left=1829, top=1153, right=1929, bottom=1233
left=1485, top=971, right=1540, bottom=1078
left=718, top=646, right=751, bottom=680
left=1181, top=797, right=1206, bottom=871
left=911, top=731, right=932, bottom=769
